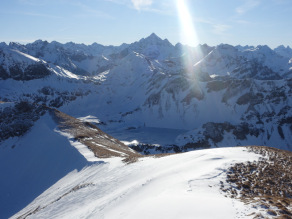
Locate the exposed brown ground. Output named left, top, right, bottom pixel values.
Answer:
left=222, top=146, right=292, bottom=219
left=49, top=108, right=144, bottom=162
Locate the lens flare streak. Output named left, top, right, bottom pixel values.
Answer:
left=176, top=0, right=199, bottom=47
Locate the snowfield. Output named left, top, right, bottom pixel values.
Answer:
left=12, top=147, right=262, bottom=219
left=0, top=113, right=90, bottom=219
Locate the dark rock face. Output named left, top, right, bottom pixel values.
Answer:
left=233, top=60, right=283, bottom=80
left=129, top=140, right=212, bottom=155
left=236, top=93, right=250, bottom=105
left=0, top=102, right=48, bottom=142
left=24, top=64, right=51, bottom=80
left=68, top=67, right=91, bottom=76
left=93, top=64, right=114, bottom=75
left=203, top=122, right=235, bottom=143
left=236, top=92, right=264, bottom=106
left=9, top=65, right=23, bottom=80
left=0, top=65, right=9, bottom=80
left=69, top=53, right=88, bottom=62
left=0, top=63, right=51, bottom=81
left=1, top=85, right=90, bottom=109
left=130, top=144, right=181, bottom=155
left=206, top=80, right=232, bottom=92
left=35, top=86, right=89, bottom=108
left=182, top=87, right=204, bottom=103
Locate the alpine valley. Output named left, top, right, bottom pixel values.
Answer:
left=1, top=34, right=292, bottom=219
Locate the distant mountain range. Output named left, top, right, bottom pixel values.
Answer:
left=1, top=33, right=292, bottom=153
left=1, top=33, right=291, bottom=79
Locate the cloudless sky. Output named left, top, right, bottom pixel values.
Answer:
left=1, top=0, right=291, bottom=48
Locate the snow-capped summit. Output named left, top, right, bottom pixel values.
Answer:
left=193, top=43, right=292, bottom=79
left=4, top=35, right=292, bottom=79
left=139, top=33, right=172, bottom=47
left=235, top=45, right=255, bottom=51
left=119, top=33, right=175, bottom=59
left=0, top=47, right=94, bottom=81
left=217, top=43, right=238, bottom=51
left=0, top=42, right=8, bottom=48
left=9, top=42, right=27, bottom=52
left=274, top=45, right=292, bottom=58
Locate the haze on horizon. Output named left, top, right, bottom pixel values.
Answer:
left=1, top=0, right=292, bottom=48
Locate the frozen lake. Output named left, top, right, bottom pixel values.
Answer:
left=103, top=127, right=188, bottom=146
left=77, top=115, right=188, bottom=146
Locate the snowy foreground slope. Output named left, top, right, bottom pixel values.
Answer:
left=0, top=101, right=141, bottom=218
left=12, top=147, right=262, bottom=219
left=0, top=113, right=89, bottom=219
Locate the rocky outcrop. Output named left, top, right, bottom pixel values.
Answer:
left=0, top=102, right=47, bottom=142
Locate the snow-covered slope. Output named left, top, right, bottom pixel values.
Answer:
left=9, top=41, right=93, bottom=76
left=11, top=147, right=263, bottom=219
left=0, top=48, right=52, bottom=80
left=0, top=101, right=141, bottom=218
left=194, top=44, right=292, bottom=80
left=274, top=45, right=292, bottom=58
left=8, top=39, right=126, bottom=76
left=235, top=45, right=255, bottom=51
left=0, top=111, right=90, bottom=219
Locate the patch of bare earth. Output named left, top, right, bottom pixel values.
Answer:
left=49, top=108, right=143, bottom=162
left=221, top=146, right=292, bottom=218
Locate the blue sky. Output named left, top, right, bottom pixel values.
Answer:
left=1, top=0, right=291, bottom=48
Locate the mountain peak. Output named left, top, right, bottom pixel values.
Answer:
left=31, top=40, right=49, bottom=45
left=142, top=33, right=163, bottom=42
left=0, top=42, right=8, bottom=48
left=256, top=45, right=272, bottom=50
left=148, top=33, right=159, bottom=39
left=140, top=33, right=173, bottom=47
left=216, top=44, right=237, bottom=51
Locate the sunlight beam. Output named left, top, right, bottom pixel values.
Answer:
left=176, top=0, right=199, bottom=47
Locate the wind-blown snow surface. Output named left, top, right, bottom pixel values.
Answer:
left=12, top=147, right=262, bottom=219
left=0, top=113, right=95, bottom=219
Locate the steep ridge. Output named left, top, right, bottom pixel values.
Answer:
left=0, top=48, right=51, bottom=81
left=0, top=47, right=101, bottom=108
left=0, top=102, right=90, bottom=219
left=194, top=44, right=292, bottom=80
left=0, top=101, right=141, bottom=159
left=9, top=40, right=93, bottom=76
left=0, top=101, right=141, bottom=218
left=274, top=45, right=292, bottom=58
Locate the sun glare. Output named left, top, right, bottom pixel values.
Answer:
left=176, top=0, right=199, bottom=47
